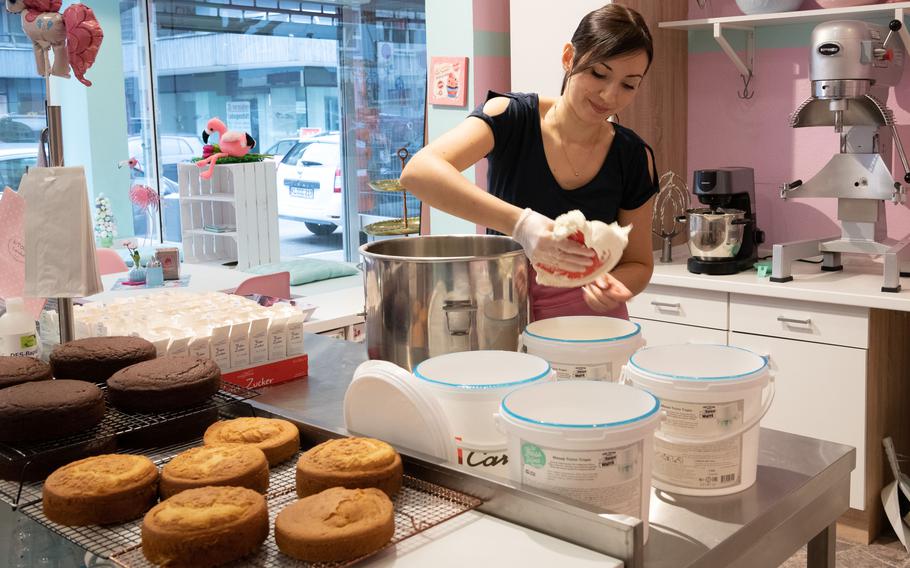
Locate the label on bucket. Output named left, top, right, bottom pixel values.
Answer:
left=454, top=439, right=509, bottom=477
left=550, top=361, right=613, bottom=381
left=653, top=398, right=744, bottom=490
left=661, top=399, right=744, bottom=438
left=519, top=439, right=642, bottom=518
left=653, top=437, right=743, bottom=490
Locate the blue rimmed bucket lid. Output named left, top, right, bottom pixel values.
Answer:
left=628, top=344, right=768, bottom=384
left=414, top=350, right=551, bottom=390
left=501, top=381, right=661, bottom=430
left=524, top=316, right=641, bottom=344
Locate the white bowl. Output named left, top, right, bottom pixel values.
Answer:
left=816, top=0, right=882, bottom=8
left=735, top=0, right=804, bottom=14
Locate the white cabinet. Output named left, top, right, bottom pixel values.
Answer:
left=728, top=332, right=867, bottom=510
left=628, top=284, right=728, bottom=330
left=632, top=318, right=727, bottom=348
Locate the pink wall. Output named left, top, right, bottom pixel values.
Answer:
left=687, top=0, right=910, bottom=244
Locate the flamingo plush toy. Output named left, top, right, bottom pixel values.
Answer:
left=4, top=0, right=104, bottom=87
left=196, top=117, right=256, bottom=180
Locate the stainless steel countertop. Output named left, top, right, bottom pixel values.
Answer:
left=253, top=334, right=855, bottom=568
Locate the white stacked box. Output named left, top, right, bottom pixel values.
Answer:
left=177, top=162, right=280, bottom=269
left=70, top=291, right=307, bottom=372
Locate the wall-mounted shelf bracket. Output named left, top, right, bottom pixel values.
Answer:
left=896, top=8, right=910, bottom=59
left=713, top=22, right=755, bottom=99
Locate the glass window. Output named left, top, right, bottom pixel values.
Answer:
left=0, top=154, right=37, bottom=190
left=281, top=142, right=310, bottom=166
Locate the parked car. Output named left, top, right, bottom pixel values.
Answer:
left=0, top=114, right=45, bottom=143
left=128, top=135, right=201, bottom=183
left=276, top=133, right=343, bottom=235
left=263, top=138, right=298, bottom=162
left=0, top=145, right=38, bottom=192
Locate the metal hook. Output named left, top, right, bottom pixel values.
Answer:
left=739, top=73, right=754, bottom=100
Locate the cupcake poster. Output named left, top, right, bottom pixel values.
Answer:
left=429, top=56, right=468, bottom=107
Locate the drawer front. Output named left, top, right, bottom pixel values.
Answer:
left=628, top=284, right=727, bottom=329
left=730, top=294, right=869, bottom=349
left=631, top=318, right=727, bottom=348
left=730, top=332, right=867, bottom=510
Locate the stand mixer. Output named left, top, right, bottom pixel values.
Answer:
left=772, top=19, right=910, bottom=292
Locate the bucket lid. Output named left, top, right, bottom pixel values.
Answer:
left=344, top=360, right=454, bottom=460
left=501, top=381, right=660, bottom=430
left=629, top=344, right=768, bottom=382
left=524, top=316, right=640, bottom=343
left=414, top=350, right=551, bottom=390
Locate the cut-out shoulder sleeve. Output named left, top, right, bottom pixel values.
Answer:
left=467, top=91, right=528, bottom=158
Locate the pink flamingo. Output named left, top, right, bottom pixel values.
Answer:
left=4, top=0, right=104, bottom=87
left=196, top=117, right=256, bottom=180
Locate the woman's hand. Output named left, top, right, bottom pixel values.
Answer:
left=512, top=208, right=594, bottom=272
left=581, top=273, right=634, bottom=313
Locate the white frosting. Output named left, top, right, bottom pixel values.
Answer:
left=535, top=210, right=632, bottom=288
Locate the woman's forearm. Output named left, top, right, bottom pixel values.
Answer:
left=400, top=151, right=523, bottom=235
left=609, top=260, right=654, bottom=297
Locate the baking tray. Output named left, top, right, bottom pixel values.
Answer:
left=0, top=383, right=259, bottom=508
left=18, top=440, right=482, bottom=567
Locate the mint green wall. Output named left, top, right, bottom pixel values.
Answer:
left=53, top=1, right=132, bottom=238
left=425, top=0, right=476, bottom=235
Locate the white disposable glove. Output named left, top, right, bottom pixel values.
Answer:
left=511, top=208, right=594, bottom=272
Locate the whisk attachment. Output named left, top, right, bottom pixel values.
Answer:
left=652, top=171, right=691, bottom=263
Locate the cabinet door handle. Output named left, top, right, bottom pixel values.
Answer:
left=651, top=301, right=681, bottom=309
left=777, top=316, right=811, bottom=325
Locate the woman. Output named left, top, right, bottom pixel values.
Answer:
left=400, top=4, right=658, bottom=321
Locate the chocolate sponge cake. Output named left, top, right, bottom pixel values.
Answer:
left=0, top=356, right=52, bottom=389
left=51, top=336, right=157, bottom=383
left=107, top=357, right=221, bottom=412
left=0, top=380, right=105, bottom=442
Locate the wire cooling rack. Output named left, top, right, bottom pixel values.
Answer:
left=0, top=383, right=258, bottom=508
left=15, top=434, right=482, bottom=568
left=110, top=474, right=483, bottom=568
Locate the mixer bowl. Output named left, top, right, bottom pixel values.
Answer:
left=685, top=208, right=747, bottom=260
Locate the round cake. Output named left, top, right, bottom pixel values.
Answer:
left=42, top=454, right=159, bottom=526
left=0, top=380, right=105, bottom=442
left=50, top=336, right=157, bottom=383
left=203, top=417, right=300, bottom=467
left=159, top=444, right=269, bottom=499
left=0, top=356, right=52, bottom=389
left=275, top=487, right=395, bottom=563
left=107, top=356, right=221, bottom=412
left=142, top=486, right=268, bottom=567
left=295, top=437, right=402, bottom=499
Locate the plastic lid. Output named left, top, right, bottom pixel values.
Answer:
left=629, top=344, right=767, bottom=381
left=3, top=298, right=24, bottom=312
left=414, top=350, right=551, bottom=390
left=501, top=381, right=660, bottom=429
left=524, top=316, right=640, bottom=343
left=344, top=360, right=454, bottom=460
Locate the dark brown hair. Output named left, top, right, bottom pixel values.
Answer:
left=561, top=4, right=654, bottom=95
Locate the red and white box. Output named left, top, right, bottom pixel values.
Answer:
left=222, top=353, right=309, bottom=389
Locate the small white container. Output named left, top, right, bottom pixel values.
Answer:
left=624, top=344, right=774, bottom=497
left=0, top=298, right=39, bottom=358
left=413, top=350, right=553, bottom=477
left=497, top=381, right=661, bottom=540
left=522, top=316, right=644, bottom=382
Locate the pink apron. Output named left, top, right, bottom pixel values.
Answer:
left=529, top=267, right=629, bottom=322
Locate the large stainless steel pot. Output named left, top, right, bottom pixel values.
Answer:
left=360, top=235, right=529, bottom=370
left=684, top=208, right=749, bottom=260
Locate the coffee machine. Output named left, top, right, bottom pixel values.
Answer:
left=685, top=167, right=764, bottom=275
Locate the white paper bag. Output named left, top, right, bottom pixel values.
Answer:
left=19, top=167, right=102, bottom=298
left=882, top=437, right=910, bottom=552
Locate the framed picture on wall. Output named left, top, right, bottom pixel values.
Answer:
left=428, top=56, right=468, bottom=107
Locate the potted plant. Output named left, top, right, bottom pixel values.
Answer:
left=125, top=242, right=145, bottom=283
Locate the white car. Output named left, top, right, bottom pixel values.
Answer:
left=276, top=133, right=342, bottom=235
left=0, top=145, right=37, bottom=192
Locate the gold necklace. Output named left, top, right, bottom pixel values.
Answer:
left=550, top=104, right=605, bottom=177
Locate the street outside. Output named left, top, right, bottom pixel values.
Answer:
left=278, top=218, right=343, bottom=258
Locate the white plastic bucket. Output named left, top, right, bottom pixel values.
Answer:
left=497, top=381, right=662, bottom=540
left=522, top=316, right=644, bottom=382
left=623, top=344, right=774, bottom=497
left=413, top=350, right=554, bottom=477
